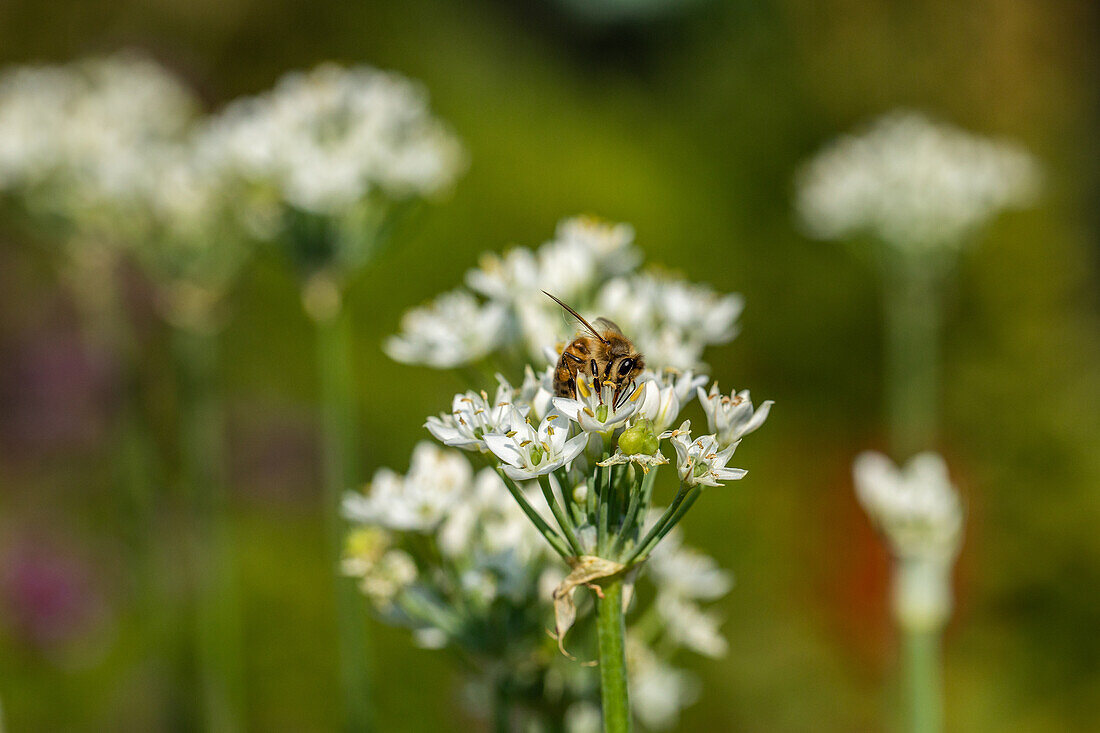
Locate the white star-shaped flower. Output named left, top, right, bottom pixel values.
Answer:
left=696, top=383, right=772, bottom=449
left=425, top=379, right=528, bottom=452
left=664, top=421, right=747, bottom=488
left=483, top=408, right=587, bottom=481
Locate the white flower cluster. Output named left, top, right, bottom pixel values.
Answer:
left=420, top=367, right=768, bottom=502
left=198, top=63, right=466, bottom=217
left=386, top=216, right=743, bottom=371
left=853, top=451, right=964, bottom=631
left=0, top=53, right=199, bottom=217
left=343, top=441, right=546, bottom=612
left=344, top=441, right=733, bottom=730
left=377, top=219, right=769, bottom=727
left=795, top=110, right=1040, bottom=254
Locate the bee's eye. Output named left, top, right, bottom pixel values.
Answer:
left=618, top=358, right=634, bottom=376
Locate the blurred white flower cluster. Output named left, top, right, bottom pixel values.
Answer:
left=0, top=53, right=466, bottom=325
left=0, top=53, right=199, bottom=227
left=200, top=64, right=464, bottom=216
left=196, top=63, right=465, bottom=279
left=795, top=110, right=1040, bottom=255
left=385, top=216, right=744, bottom=372
left=343, top=441, right=734, bottom=730
left=853, top=451, right=964, bottom=630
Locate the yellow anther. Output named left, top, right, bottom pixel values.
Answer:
left=577, top=379, right=591, bottom=399
left=519, top=440, right=532, bottom=447
left=583, top=407, right=596, bottom=418
left=629, top=385, right=644, bottom=402
left=546, top=414, right=559, bottom=421
left=506, top=431, right=517, bottom=438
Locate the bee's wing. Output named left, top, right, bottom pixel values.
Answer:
left=593, top=317, right=623, bottom=335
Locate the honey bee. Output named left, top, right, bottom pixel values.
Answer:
left=544, top=291, right=645, bottom=407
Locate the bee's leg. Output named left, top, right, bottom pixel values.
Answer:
left=590, top=361, right=603, bottom=404
left=614, top=379, right=636, bottom=411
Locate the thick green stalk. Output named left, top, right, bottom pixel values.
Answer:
left=595, top=578, right=632, bottom=733
left=902, top=628, right=943, bottom=733
left=314, top=305, right=375, bottom=732
left=881, top=252, right=944, bottom=458
left=174, top=327, right=244, bottom=733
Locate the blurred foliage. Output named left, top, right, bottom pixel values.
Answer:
left=1, top=0, right=1098, bottom=730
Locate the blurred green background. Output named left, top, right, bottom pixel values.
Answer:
left=1, top=0, right=1098, bottom=730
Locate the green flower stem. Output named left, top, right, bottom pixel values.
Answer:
left=881, top=251, right=946, bottom=458
left=595, top=577, right=632, bottom=733
left=610, top=467, right=650, bottom=559
left=493, top=680, right=511, bottom=733
left=174, top=326, right=244, bottom=733
left=538, top=474, right=584, bottom=556
left=597, top=464, right=612, bottom=556
left=586, top=469, right=599, bottom=526
left=648, top=486, right=702, bottom=551
left=555, top=468, right=585, bottom=528
left=624, top=483, right=690, bottom=565
left=496, top=469, right=570, bottom=558
left=902, top=627, right=943, bottom=733
left=313, top=305, right=375, bottom=732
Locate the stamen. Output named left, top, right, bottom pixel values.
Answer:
left=576, top=379, right=591, bottom=399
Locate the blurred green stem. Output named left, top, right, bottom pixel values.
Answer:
left=902, top=628, right=943, bottom=733
left=174, top=326, right=244, bottom=733
left=313, top=302, right=375, bottom=732
left=595, top=578, right=631, bottom=733
left=881, top=252, right=944, bottom=458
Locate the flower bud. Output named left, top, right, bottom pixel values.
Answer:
left=619, top=418, right=658, bottom=455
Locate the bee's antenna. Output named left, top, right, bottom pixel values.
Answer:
left=542, top=291, right=608, bottom=344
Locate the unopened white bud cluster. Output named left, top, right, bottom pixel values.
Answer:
left=853, top=451, right=964, bottom=630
